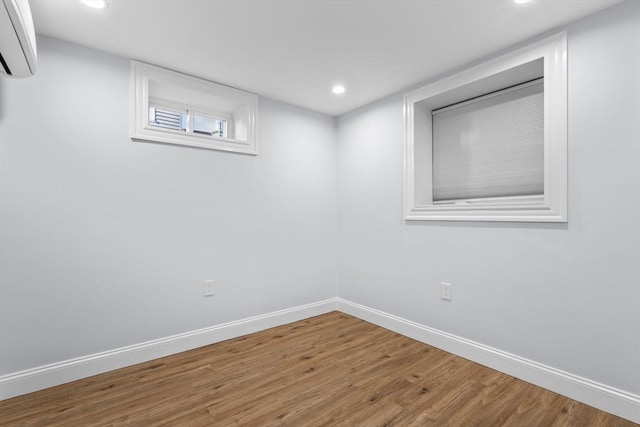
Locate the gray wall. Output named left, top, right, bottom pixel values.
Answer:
left=336, top=0, right=639, bottom=394
left=1, top=0, right=638, bottom=400
left=0, top=37, right=338, bottom=374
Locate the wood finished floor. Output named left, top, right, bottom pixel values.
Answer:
left=0, top=312, right=636, bottom=426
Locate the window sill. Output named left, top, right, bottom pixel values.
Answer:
left=132, top=125, right=257, bottom=155
left=406, top=203, right=565, bottom=223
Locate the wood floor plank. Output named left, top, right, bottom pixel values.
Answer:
left=0, top=312, right=636, bottom=427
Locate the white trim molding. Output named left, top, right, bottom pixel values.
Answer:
left=130, top=61, right=259, bottom=155
left=0, top=299, right=337, bottom=400
left=2, top=297, right=637, bottom=423
left=404, top=32, right=568, bottom=222
left=335, top=298, right=640, bottom=423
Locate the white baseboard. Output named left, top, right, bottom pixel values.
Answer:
left=335, top=298, right=640, bottom=423
left=2, top=297, right=638, bottom=423
left=0, top=299, right=337, bottom=400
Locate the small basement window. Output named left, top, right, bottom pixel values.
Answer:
left=148, top=100, right=229, bottom=138
left=404, top=32, right=567, bottom=222
left=131, top=61, right=258, bottom=154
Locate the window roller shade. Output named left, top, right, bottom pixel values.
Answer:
left=432, top=79, right=544, bottom=202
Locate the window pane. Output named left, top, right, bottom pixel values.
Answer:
left=193, top=114, right=227, bottom=138
left=149, top=107, right=187, bottom=131
left=432, top=80, right=544, bottom=202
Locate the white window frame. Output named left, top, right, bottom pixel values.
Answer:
left=130, top=61, right=258, bottom=155
left=404, top=32, right=567, bottom=222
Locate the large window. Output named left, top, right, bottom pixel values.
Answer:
left=130, top=61, right=258, bottom=155
left=404, top=32, right=567, bottom=222
left=432, top=78, right=544, bottom=203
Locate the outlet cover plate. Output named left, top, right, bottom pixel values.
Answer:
left=204, top=280, right=215, bottom=297
left=441, top=282, right=452, bottom=301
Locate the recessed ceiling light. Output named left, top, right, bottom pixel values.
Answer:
left=514, top=0, right=532, bottom=4
left=332, top=85, right=346, bottom=95
left=82, top=0, right=108, bottom=9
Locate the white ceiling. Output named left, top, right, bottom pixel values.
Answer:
left=29, top=0, right=621, bottom=116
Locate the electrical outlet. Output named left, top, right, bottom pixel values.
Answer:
left=440, top=282, right=452, bottom=301
left=203, top=280, right=215, bottom=297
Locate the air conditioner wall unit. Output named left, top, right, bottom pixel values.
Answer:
left=0, top=0, right=37, bottom=78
